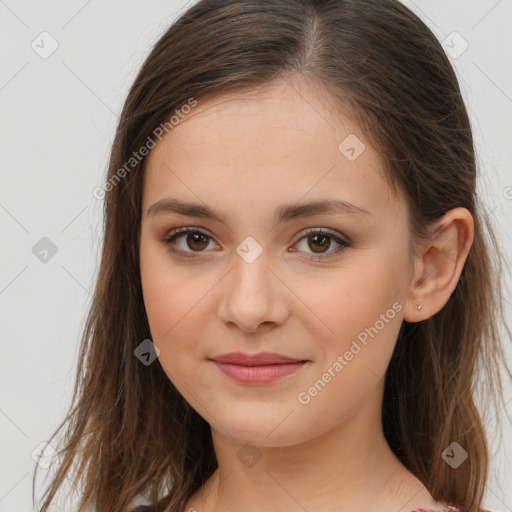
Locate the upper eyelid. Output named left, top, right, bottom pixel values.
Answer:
left=165, top=226, right=218, bottom=243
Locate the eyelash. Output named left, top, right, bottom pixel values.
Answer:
left=162, top=227, right=351, bottom=261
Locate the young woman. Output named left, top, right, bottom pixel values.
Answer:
left=34, top=1, right=510, bottom=511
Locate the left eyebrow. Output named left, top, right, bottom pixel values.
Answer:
left=146, top=197, right=371, bottom=224
left=274, top=199, right=371, bottom=223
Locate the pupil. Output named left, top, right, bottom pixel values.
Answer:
left=188, top=233, right=208, bottom=251
left=310, top=235, right=329, bottom=253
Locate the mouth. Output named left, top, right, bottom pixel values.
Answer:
left=209, top=352, right=310, bottom=384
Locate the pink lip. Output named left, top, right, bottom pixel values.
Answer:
left=209, top=352, right=309, bottom=384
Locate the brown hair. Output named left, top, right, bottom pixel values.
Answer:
left=34, top=1, right=511, bottom=511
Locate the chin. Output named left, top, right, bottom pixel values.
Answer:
left=209, top=405, right=314, bottom=448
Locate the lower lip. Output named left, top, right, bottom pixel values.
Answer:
left=211, top=361, right=307, bottom=384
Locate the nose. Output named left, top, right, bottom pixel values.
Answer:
left=217, top=251, right=289, bottom=333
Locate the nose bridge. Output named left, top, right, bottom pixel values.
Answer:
left=230, top=243, right=272, bottom=305
left=219, top=239, right=287, bottom=331
left=233, top=247, right=269, bottom=296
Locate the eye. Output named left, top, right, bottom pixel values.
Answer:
left=291, top=228, right=351, bottom=261
left=162, top=227, right=219, bottom=259
left=162, top=227, right=351, bottom=260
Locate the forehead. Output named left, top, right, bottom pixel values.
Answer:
left=148, top=79, right=359, bottom=163
left=142, top=78, right=399, bottom=221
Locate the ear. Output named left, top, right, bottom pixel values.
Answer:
left=403, top=207, right=474, bottom=322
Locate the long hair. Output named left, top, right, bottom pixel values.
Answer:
left=34, top=1, right=511, bottom=511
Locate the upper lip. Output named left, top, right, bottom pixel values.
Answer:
left=210, top=352, right=307, bottom=366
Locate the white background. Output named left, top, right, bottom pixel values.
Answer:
left=1, top=0, right=511, bottom=510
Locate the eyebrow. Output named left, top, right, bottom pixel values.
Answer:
left=147, top=197, right=371, bottom=224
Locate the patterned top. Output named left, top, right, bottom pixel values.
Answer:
left=133, top=506, right=464, bottom=512
left=412, top=509, right=459, bottom=512
left=133, top=506, right=506, bottom=512
left=414, top=509, right=491, bottom=512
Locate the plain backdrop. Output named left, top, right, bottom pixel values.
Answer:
left=1, top=0, right=511, bottom=510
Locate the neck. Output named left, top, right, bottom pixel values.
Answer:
left=184, top=390, right=439, bottom=512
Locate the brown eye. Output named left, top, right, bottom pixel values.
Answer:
left=293, top=228, right=351, bottom=260
left=162, top=226, right=351, bottom=261
left=307, top=234, right=331, bottom=253
left=184, top=232, right=210, bottom=251
left=163, top=227, right=218, bottom=258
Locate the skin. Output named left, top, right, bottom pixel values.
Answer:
left=139, top=77, right=474, bottom=512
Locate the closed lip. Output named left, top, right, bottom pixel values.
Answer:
left=209, top=352, right=308, bottom=366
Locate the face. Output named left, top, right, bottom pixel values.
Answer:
left=139, top=78, right=415, bottom=448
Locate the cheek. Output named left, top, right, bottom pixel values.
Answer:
left=141, top=270, right=200, bottom=348
left=290, top=263, right=404, bottom=427
left=140, top=233, right=194, bottom=330
left=140, top=269, right=200, bottom=400
left=294, top=253, right=405, bottom=341
left=139, top=243, right=221, bottom=378
left=287, top=252, right=407, bottom=402
left=140, top=241, right=187, bottom=347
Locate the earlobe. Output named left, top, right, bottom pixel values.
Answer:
left=403, top=207, right=474, bottom=323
